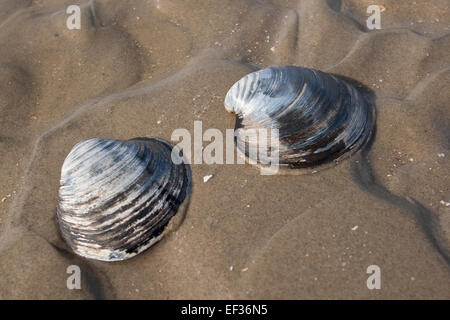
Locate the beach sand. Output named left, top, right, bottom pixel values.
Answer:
left=0, top=0, right=449, bottom=299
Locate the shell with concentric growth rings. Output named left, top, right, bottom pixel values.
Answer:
left=56, top=137, right=191, bottom=262
left=224, top=66, right=375, bottom=171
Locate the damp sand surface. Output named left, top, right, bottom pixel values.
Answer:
left=0, top=0, right=449, bottom=299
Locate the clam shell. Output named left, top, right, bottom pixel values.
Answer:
left=225, top=66, right=375, bottom=171
left=56, top=137, right=191, bottom=262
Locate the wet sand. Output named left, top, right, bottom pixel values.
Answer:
left=0, top=0, right=449, bottom=299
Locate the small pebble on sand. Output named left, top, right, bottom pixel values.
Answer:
left=203, top=174, right=213, bottom=183
left=440, top=200, right=450, bottom=207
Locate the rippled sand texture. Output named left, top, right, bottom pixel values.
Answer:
left=0, top=0, right=449, bottom=299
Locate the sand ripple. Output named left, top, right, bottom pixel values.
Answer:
left=0, top=0, right=448, bottom=299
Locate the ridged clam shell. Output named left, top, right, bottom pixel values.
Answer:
left=56, top=137, right=191, bottom=262
left=225, top=66, right=375, bottom=170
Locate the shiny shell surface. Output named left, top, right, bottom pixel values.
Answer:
left=56, top=137, right=191, bottom=262
left=224, top=66, right=375, bottom=170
